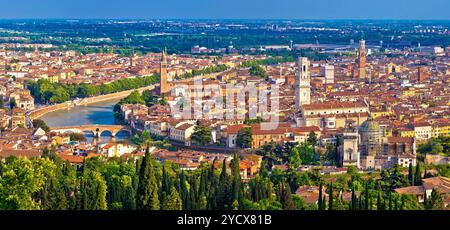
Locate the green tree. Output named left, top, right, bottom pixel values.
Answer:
left=191, top=125, right=211, bottom=145
left=0, top=157, right=47, bottom=210
left=408, top=163, right=414, bottom=186
left=414, top=163, right=422, bottom=186
left=79, top=169, right=108, bottom=210
left=249, top=65, right=268, bottom=78
left=231, top=153, right=242, bottom=205
left=162, top=187, right=182, bottom=210
left=288, top=148, right=302, bottom=170
left=297, top=143, right=316, bottom=165
left=32, top=119, right=50, bottom=132
left=318, top=183, right=323, bottom=210
left=425, top=188, right=444, bottom=210
left=0, top=96, right=4, bottom=109
left=69, top=133, right=87, bottom=142
left=136, top=146, right=160, bottom=210
left=328, top=183, right=333, bottom=210
left=236, top=127, right=253, bottom=149
left=9, top=98, right=17, bottom=110
left=307, top=131, right=318, bottom=147
left=278, top=181, right=295, bottom=210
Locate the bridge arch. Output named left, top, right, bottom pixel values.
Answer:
left=51, top=125, right=131, bottom=138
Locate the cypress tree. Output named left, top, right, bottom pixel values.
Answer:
left=414, top=163, right=422, bottom=185
left=328, top=183, right=333, bottom=210
left=377, top=191, right=382, bottom=210
left=199, top=170, right=207, bottom=200
left=322, top=195, right=326, bottom=210
left=358, top=194, right=363, bottom=210
left=400, top=196, right=405, bottom=210
left=393, top=196, right=397, bottom=210
left=423, top=191, right=428, bottom=209
left=318, top=183, right=323, bottom=210
left=136, top=146, right=160, bottom=210
left=199, top=194, right=207, bottom=210
left=179, top=171, right=189, bottom=209
left=162, top=187, right=182, bottom=210
left=423, top=166, right=428, bottom=179
left=161, top=165, right=172, bottom=202
left=351, top=185, right=356, bottom=210
left=388, top=192, right=392, bottom=210
left=82, top=183, right=88, bottom=210
left=219, top=158, right=228, bottom=183
left=364, top=181, right=369, bottom=210
left=189, top=178, right=198, bottom=210
left=231, top=153, right=242, bottom=204
left=408, top=163, right=414, bottom=186
left=280, top=181, right=295, bottom=210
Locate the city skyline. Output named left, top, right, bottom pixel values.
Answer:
left=0, top=0, right=449, bottom=20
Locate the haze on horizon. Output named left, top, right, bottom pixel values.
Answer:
left=0, top=0, right=449, bottom=20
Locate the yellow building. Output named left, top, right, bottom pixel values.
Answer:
left=433, top=123, right=450, bottom=137
left=251, top=127, right=286, bottom=149
left=398, top=128, right=415, bottom=138
left=372, top=110, right=393, bottom=119
left=48, top=75, right=59, bottom=83
left=401, top=88, right=416, bottom=98
left=51, top=134, right=71, bottom=145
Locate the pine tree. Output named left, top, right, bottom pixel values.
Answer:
left=136, top=146, right=160, bottom=210
left=162, top=187, right=182, bottom=210
left=408, top=163, right=414, bottom=186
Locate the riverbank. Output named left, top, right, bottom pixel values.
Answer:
left=28, top=85, right=155, bottom=121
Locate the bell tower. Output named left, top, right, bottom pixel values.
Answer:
left=160, top=48, right=170, bottom=95
left=295, top=57, right=311, bottom=110
left=358, top=39, right=366, bottom=80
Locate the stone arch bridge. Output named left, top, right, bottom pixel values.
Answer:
left=50, top=125, right=131, bottom=137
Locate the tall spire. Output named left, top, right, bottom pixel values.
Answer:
left=159, top=48, right=170, bottom=95
left=358, top=39, right=366, bottom=80
left=295, top=57, right=311, bottom=110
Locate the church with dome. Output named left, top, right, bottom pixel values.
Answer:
left=339, top=115, right=417, bottom=170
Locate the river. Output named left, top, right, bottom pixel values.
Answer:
left=40, top=98, right=130, bottom=144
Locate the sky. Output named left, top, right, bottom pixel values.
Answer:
left=0, top=0, right=449, bottom=20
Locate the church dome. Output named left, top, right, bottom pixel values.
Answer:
left=358, top=115, right=383, bottom=156
left=359, top=116, right=380, bottom=134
